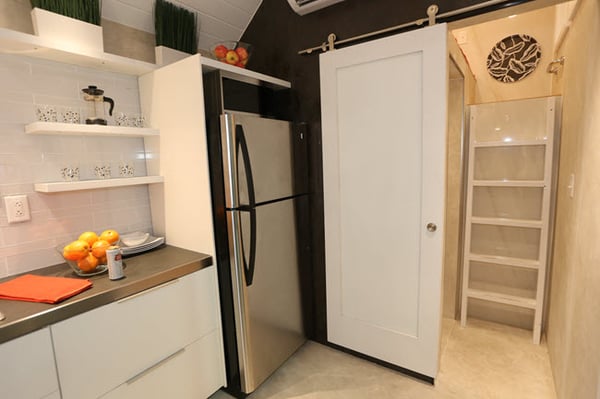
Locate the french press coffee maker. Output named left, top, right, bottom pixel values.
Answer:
left=82, top=85, right=115, bottom=125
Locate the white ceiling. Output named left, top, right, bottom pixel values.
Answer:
left=101, top=0, right=263, bottom=51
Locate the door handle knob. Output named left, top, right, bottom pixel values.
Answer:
left=426, top=223, right=437, bottom=232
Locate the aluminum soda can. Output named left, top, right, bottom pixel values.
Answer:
left=106, top=246, right=124, bottom=280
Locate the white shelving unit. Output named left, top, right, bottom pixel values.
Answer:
left=0, top=27, right=156, bottom=75
left=34, top=176, right=164, bottom=193
left=25, top=122, right=159, bottom=137
left=460, top=97, right=560, bottom=344
left=25, top=117, right=162, bottom=193
left=199, top=55, right=291, bottom=89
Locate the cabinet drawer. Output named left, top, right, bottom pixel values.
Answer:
left=101, top=329, right=224, bottom=399
left=0, top=327, right=60, bottom=399
left=52, top=267, right=220, bottom=399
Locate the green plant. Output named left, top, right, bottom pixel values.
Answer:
left=30, top=0, right=101, bottom=26
left=154, top=0, right=198, bottom=55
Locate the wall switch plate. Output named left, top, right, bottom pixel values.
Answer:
left=4, top=195, right=31, bottom=223
left=567, top=173, right=575, bottom=198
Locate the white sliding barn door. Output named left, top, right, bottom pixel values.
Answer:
left=320, top=23, right=448, bottom=379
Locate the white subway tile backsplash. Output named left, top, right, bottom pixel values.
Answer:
left=0, top=54, right=154, bottom=276
left=7, top=246, right=65, bottom=276
left=33, top=94, right=84, bottom=109
left=0, top=258, right=7, bottom=278
left=102, top=0, right=154, bottom=33
left=30, top=68, right=80, bottom=99
left=0, top=99, right=35, bottom=123
left=0, top=163, right=34, bottom=185
left=0, top=183, right=34, bottom=196
left=31, top=191, right=92, bottom=211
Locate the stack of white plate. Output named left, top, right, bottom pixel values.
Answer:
left=120, top=232, right=165, bottom=256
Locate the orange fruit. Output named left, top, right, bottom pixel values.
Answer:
left=77, top=253, right=99, bottom=272
left=91, top=240, right=110, bottom=259
left=78, top=231, right=99, bottom=247
left=98, top=256, right=107, bottom=265
left=99, top=229, right=119, bottom=244
left=63, top=240, right=90, bottom=261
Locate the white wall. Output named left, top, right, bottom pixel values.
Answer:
left=0, top=53, right=153, bottom=278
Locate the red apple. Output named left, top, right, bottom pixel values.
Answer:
left=235, top=62, right=245, bottom=68
left=213, top=45, right=228, bottom=59
left=235, top=47, right=249, bottom=61
left=225, top=50, right=239, bottom=65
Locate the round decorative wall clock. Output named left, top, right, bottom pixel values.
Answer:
left=486, top=34, right=542, bottom=83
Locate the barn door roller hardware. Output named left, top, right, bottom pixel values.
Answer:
left=298, top=0, right=518, bottom=55
left=546, top=56, right=565, bottom=74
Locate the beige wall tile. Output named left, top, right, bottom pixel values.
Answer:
left=0, top=0, right=33, bottom=34
left=102, top=19, right=155, bottom=64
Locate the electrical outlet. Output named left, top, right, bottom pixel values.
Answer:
left=4, top=195, right=31, bottom=224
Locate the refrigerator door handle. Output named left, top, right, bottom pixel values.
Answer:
left=221, top=113, right=239, bottom=209
left=239, top=208, right=257, bottom=286
left=226, top=209, right=253, bottom=390
left=237, top=124, right=257, bottom=286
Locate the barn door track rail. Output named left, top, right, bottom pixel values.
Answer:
left=298, top=0, right=524, bottom=55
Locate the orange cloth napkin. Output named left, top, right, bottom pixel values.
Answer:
left=0, top=274, right=92, bottom=304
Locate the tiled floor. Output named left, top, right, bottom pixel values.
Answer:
left=210, top=318, right=556, bottom=399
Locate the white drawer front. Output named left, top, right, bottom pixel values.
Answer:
left=52, top=267, right=220, bottom=399
left=101, top=329, right=224, bottom=399
left=0, top=328, right=60, bottom=399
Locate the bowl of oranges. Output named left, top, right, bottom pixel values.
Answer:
left=210, top=41, right=252, bottom=68
left=59, top=229, right=120, bottom=276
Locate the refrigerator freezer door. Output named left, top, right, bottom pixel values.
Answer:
left=227, top=113, right=297, bottom=205
left=228, top=198, right=305, bottom=393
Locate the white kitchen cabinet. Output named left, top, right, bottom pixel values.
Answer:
left=51, top=267, right=225, bottom=399
left=100, top=329, right=223, bottom=399
left=0, top=327, right=60, bottom=399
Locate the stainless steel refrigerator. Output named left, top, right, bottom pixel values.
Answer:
left=204, top=72, right=307, bottom=397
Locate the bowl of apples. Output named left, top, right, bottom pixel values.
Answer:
left=58, top=229, right=120, bottom=276
left=210, top=41, right=252, bottom=68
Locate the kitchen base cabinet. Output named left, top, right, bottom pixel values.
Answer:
left=0, top=327, right=60, bottom=399
left=101, top=329, right=223, bottom=399
left=51, top=266, right=225, bottom=399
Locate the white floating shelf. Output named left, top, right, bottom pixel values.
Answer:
left=471, top=216, right=543, bottom=228
left=200, top=55, right=291, bottom=89
left=469, top=253, right=540, bottom=269
left=473, top=180, right=546, bottom=187
left=0, top=27, right=156, bottom=76
left=35, top=176, right=164, bottom=193
left=25, top=122, right=159, bottom=137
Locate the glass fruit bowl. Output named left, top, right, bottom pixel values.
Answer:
left=210, top=41, right=252, bottom=68
left=57, top=241, right=120, bottom=277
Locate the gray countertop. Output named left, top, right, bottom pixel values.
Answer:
left=0, top=245, right=213, bottom=344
